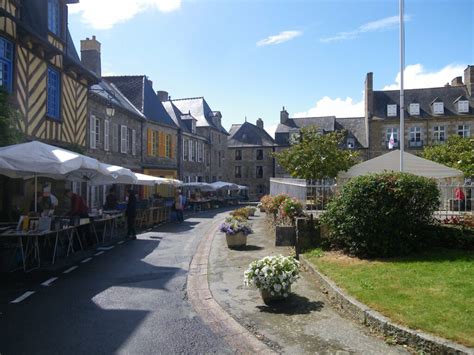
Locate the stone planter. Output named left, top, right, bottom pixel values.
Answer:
left=275, top=225, right=296, bottom=246
left=259, top=207, right=266, bottom=213
left=260, top=286, right=291, bottom=305
left=225, top=232, right=247, bottom=248
left=248, top=210, right=255, bottom=217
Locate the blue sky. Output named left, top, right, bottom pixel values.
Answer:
left=68, top=0, right=473, bottom=137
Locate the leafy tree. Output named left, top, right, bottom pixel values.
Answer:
left=422, top=135, right=474, bottom=177
left=274, top=127, right=359, bottom=180
left=0, top=89, right=23, bottom=147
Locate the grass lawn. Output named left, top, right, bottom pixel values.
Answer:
left=304, top=248, right=474, bottom=347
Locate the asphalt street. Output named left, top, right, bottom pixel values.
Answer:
left=0, top=210, right=233, bottom=354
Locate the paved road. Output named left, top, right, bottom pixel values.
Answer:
left=0, top=211, right=232, bottom=354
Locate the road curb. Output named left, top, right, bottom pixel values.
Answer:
left=299, top=255, right=473, bottom=355
left=187, top=218, right=276, bottom=354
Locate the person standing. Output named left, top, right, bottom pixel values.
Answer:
left=104, top=187, right=118, bottom=210
left=175, top=190, right=185, bottom=223
left=65, top=189, right=88, bottom=218
left=126, top=189, right=137, bottom=239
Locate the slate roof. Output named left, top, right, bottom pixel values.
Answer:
left=90, top=80, right=146, bottom=120
left=169, top=97, right=228, bottom=134
left=162, top=101, right=192, bottom=134
left=227, top=122, right=275, bottom=148
left=335, top=117, right=368, bottom=148
left=275, top=116, right=336, bottom=134
left=373, top=86, right=474, bottom=119
left=104, top=76, right=177, bottom=128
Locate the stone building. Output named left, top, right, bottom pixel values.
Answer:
left=365, top=65, right=474, bottom=158
left=161, top=94, right=209, bottom=183
left=226, top=119, right=275, bottom=200
left=274, top=108, right=368, bottom=177
left=104, top=76, right=179, bottom=183
left=168, top=96, right=228, bottom=182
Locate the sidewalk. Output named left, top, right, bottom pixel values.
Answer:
left=208, top=211, right=409, bottom=354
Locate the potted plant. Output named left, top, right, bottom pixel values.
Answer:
left=246, top=206, right=257, bottom=217
left=230, top=207, right=250, bottom=220
left=259, top=195, right=273, bottom=213
left=220, top=219, right=253, bottom=248
left=275, top=197, right=304, bottom=246
left=244, top=255, right=300, bottom=304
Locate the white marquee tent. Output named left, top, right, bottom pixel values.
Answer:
left=338, top=150, right=464, bottom=181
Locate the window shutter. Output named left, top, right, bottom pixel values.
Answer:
left=120, top=125, right=127, bottom=153
left=104, top=120, right=110, bottom=151
left=158, top=131, right=165, bottom=157
left=90, top=115, right=96, bottom=149
left=170, top=135, right=174, bottom=159
left=147, top=128, right=152, bottom=156
left=132, top=129, right=136, bottom=156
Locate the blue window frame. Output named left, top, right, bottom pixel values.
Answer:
left=0, top=37, right=13, bottom=93
left=47, top=67, right=60, bottom=120
left=48, top=0, right=61, bottom=35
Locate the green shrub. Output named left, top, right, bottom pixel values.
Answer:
left=321, top=172, right=440, bottom=258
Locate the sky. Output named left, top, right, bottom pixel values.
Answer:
left=68, top=0, right=474, bottom=137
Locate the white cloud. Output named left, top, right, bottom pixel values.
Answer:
left=293, top=96, right=364, bottom=118
left=321, top=15, right=410, bottom=43
left=265, top=123, right=278, bottom=139
left=257, top=30, right=302, bottom=47
left=382, top=63, right=467, bottom=90
left=68, top=0, right=182, bottom=30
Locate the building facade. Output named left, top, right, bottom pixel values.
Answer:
left=0, top=0, right=96, bottom=148
left=366, top=65, right=474, bottom=158
left=226, top=119, right=275, bottom=200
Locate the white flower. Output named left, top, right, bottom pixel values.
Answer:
left=273, top=284, right=282, bottom=292
left=283, top=293, right=288, bottom=298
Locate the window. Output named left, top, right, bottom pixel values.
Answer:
left=48, top=0, right=61, bottom=35
left=256, top=166, right=263, bottom=179
left=387, top=104, right=397, bottom=117
left=433, top=126, right=445, bottom=142
left=409, top=103, right=420, bottom=116
left=218, top=134, right=221, bottom=143
left=188, top=139, right=193, bottom=161
left=347, top=137, right=356, bottom=149
left=206, top=151, right=210, bottom=167
left=132, top=129, right=136, bottom=156
left=458, top=100, right=469, bottom=113
left=191, top=140, right=196, bottom=161
left=433, top=102, right=444, bottom=114
left=191, top=120, right=196, bottom=134
left=235, top=150, right=242, bottom=160
left=104, top=120, right=110, bottom=151
left=458, top=125, right=470, bottom=138
left=183, top=139, right=188, bottom=161
left=112, top=124, right=118, bottom=152
left=256, top=149, right=263, bottom=160
left=120, top=125, right=127, bottom=153
left=409, top=126, right=422, bottom=147
left=165, top=134, right=172, bottom=158
left=0, top=37, right=13, bottom=93
left=218, top=151, right=221, bottom=167
left=47, top=67, right=60, bottom=120
left=151, top=131, right=158, bottom=156
left=89, top=115, right=97, bottom=149
left=386, top=127, right=399, bottom=148
left=235, top=166, right=241, bottom=178
left=198, top=142, right=203, bottom=162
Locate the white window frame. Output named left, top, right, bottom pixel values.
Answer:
left=188, top=140, right=192, bottom=161
left=387, top=104, right=397, bottom=117
left=104, top=119, right=110, bottom=151
left=132, top=129, right=136, bottom=156
left=347, top=138, right=356, bottom=149
left=433, top=102, right=444, bottom=114
left=182, top=139, right=187, bottom=161
left=386, top=127, right=399, bottom=147
left=120, top=125, right=127, bottom=153
left=433, top=126, right=445, bottom=142
left=90, top=115, right=96, bottom=149
left=409, top=103, right=420, bottom=116
left=458, top=125, right=470, bottom=138
left=409, top=126, right=422, bottom=142
left=458, top=100, right=469, bottom=113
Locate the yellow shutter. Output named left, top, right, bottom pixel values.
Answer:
left=170, top=135, right=175, bottom=159
left=154, top=131, right=159, bottom=156
left=159, top=131, right=165, bottom=157
left=147, top=128, right=152, bottom=156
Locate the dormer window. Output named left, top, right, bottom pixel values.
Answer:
left=191, top=120, right=196, bottom=134
left=458, top=100, right=469, bottom=113
left=48, top=0, right=61, bottom=36
left=432, top=101, right=444, bottom=115
left=409, top=103, right=420, bottom=116
left=347, top=137, right=356, bottom=149
left=387, top=104, right=397, bottom=117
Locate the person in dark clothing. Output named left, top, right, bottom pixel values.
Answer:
left=104, top=187, right=118, bottom=210
left=29, top=192, right=43, bottom=214
left=65, top=189, right=89, bottom=218
left=126, top=189, right=137, bottom=239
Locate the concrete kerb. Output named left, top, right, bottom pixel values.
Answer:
left=187, top=219, right=276, bottom=354
left=299, top=255, right=474, bottom=355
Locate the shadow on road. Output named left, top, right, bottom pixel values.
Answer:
left=256, top=294, right=324, bottom=315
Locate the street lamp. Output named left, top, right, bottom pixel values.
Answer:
left=90, top=87, right=116, bottom=118
left=106, top=101, right=115, bottom=117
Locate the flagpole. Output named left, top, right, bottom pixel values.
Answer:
left=399, top=0, right=405, bottom=172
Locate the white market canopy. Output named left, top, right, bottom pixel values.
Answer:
left=91, top=164, right=138, bottom=185
left=181, top=182, right=217, bottom=191
left=237, top=185, right=249, bottom=190
left=338, top=150, right=464, bottom=180
left=133, top=173, right=182, bottom=187
left=0, top=141, right=110, bottom=181
left=209, top=181, right=239, bottom=190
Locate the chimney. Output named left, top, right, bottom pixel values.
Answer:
left=280, top=106, right=289, bottom=124
left=464, top=65, right=474, bottom=97
left=157, top=90, right=169, bottom=101
left=256, top=118, right=264, bottom=129
left=365, top=72, right=373, bottom=118
left=80, top=35, right=101, bottom=77
left=451, top=76, right=463, bottom=87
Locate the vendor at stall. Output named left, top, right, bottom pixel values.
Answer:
left=104, top=187, right=118, bottom=210
left=65, top=189, right=88, bottom=218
